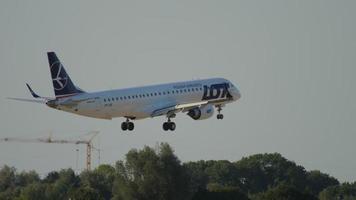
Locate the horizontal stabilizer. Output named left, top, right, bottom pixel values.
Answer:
left=7, top=97, right=46, bottom=104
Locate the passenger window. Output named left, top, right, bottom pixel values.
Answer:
left=104, top=99, right=106, bottom=102
left=159, top=92, right=161, bottom=95
left=154, top=93, right=157, bottom=96
left=116, top=97, right=118, bottom=101
left=128, top=96, right=131, bottom=99
left=188, top=89, right=190, bottom=92
left=163, top=92, right=166, bottom=95
left=184, top=89, right=187, bottom=92
left=167, top=91, right=170, bottom=94
left=120, top=97, right=123, bottom=100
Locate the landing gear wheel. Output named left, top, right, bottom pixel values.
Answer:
left=217, top=114, right=224, bottom=120
left=163, top=121, right=176, bottom=131
left=121, top=122, right=128, bottom=131
left=122, top=118, right=135, bottom=131
left=163, top=122, right=169, bottom=131
left=169, top=122, right=176, bottom=131
left=128, top=122, right=134, bottom=131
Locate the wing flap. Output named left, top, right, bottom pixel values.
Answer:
left=176, top=101, right=208, bottom=110
left=151, top=101, right=209, bottom=117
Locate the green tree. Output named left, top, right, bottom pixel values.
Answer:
left=319, top=182, right=356, bottom=200
left=46, top=168, right=79, bottom=200
left=0, top=165, right=20, bottom=199
left=184, top=160, right=209, bottom=193
left=42, top=171, right=59, bottom=184
left=112, top=143, right=191, bottom=200
left=16, top=183, right=47, bottom=200
left=306, top=170, right=339, bottom=195
left=80, top=164, right=115, bottom=200
left=70, top=186, right=104, bottom=200
left=0, top=165, right=16, bottom=192
left=253, top=184, right=317, bottom=200
left=192, top=189, right=250, bottom=200
left=0, top=146, right=347, bottom=200
left=192, top=184, right=249, bottom=200
left=235, top=153, right=308, bottom=193
left=205, top=160, right=240, bottom=186
left=15, top=171, right=40, bottom=187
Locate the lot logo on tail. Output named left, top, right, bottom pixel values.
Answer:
left=50, top=61, right=68, bottom=90
left=202, top=83, right=232, bottom=100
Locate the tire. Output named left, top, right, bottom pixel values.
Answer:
left=217, top=114, right=224, bottom=120
left=121, top=122, right=128, bottom=131
left=169, top=122, right=176, bottom=131
left=128, top=122, right=134, bottom=131
left=163, top=122, right=169, bottom=131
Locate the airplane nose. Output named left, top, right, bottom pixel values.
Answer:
left=230, top=85, right=241, bottom=100
left=235, top=90, right=241, bottom=100
left=227, top=82, right=241, bottom=100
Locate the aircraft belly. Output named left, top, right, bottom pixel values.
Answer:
left=99, top=101, right=149, bottom=119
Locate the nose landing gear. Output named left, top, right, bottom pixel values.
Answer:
left=216, top=105, right=224, bottom=120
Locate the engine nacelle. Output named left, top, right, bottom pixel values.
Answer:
left=187, top=104, right=214, bottom=120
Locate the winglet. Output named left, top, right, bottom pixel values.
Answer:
left=26, top=83, right=40, bottom=98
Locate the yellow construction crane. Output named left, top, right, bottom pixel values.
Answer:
left=0, top=131, right=99, bottom=171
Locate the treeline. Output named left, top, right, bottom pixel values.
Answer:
left=0, top=143, right=355, bottom=200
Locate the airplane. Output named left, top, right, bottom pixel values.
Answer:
left=9, top=52, right=241, bottom=131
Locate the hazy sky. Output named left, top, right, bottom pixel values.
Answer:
left=1, top=1, right=355, bottom=181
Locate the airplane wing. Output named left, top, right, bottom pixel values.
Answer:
left=151, top=101, right=209, bottom=117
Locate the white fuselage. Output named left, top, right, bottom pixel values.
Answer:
left=53, top=78, right=241, bottom=120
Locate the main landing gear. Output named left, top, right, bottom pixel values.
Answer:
left=217, top=105, right=224, bottom=120
left=121, top=118, right=134, bottom=131
left=163, top=119, right=176, bottom=131
left=163, top=114, right=176, bottom=131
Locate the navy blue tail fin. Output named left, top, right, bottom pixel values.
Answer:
left=47, top=52, right=84, bottom=98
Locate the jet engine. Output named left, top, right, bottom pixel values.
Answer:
left=187, top=104, right=214, bottom=120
